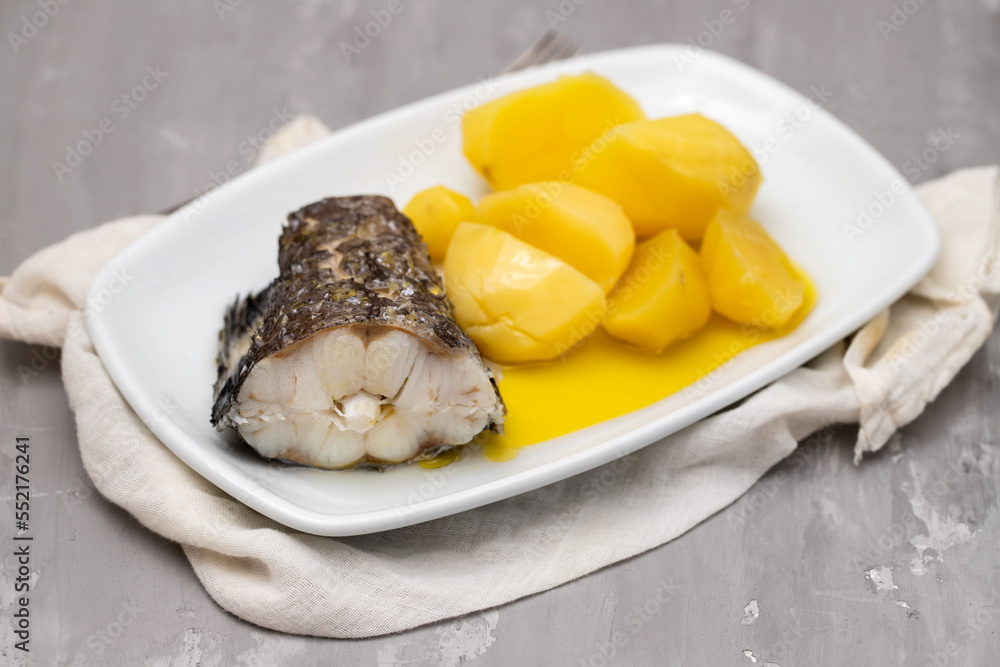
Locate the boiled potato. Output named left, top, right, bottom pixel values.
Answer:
left=604, top=229, right=711, bottom=353
left=444, top=222, right=606, bottom=363
left=700, top=210, right=805, bottom=328
left=574, top=114, right=761, bottom=240
left=474, top=182, right=635, bottom=293
left=403, top=185, right=475, bottom=261
left=463, top=73, right=645, bottom=191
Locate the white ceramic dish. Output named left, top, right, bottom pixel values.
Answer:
left=87, top=45, right=940, bottom=536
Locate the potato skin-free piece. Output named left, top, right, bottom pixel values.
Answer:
left=474, top=182, right=635, bottom=294
left=604, top=229, right=711, bottom=353
left=403, top=185, right=475, bottom=261
left=444, top=222, right=606, bottom=364
left=462, top=73, right=645, bottom=191
left=574, top=114, right=761, bottom=241
left=700, top=210, right=805, bottom=328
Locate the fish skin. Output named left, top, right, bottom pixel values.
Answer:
left=211, top=195, right=505, bottom=445
left=213, top=286, right=269, bottom=418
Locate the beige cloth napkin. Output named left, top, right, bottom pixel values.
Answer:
left=1, top=116, right=997, bottom=638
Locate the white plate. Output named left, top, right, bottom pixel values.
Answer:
left=87, top=45, right=939, bottom=536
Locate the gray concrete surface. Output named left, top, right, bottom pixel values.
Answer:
left=2, top=1, right=1000, bottom=665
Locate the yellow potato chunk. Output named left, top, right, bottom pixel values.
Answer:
left=604, top=229, right=711, bottom=353
left=474, top=182, right=635, bottom=294
left=402, top=185, right=475, bottom=261
left=444, top=222, right=606, bottom=363
left=700, top=210, right=805, bottom=328
left=463, top=73, right=645, bottom=191
left=574, top=114, right=761, bottom=240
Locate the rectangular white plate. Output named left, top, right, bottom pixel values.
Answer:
left=87, top=45, right=940, bottom=536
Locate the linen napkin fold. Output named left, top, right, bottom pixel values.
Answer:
left=1, top=115, right=997, bottom=638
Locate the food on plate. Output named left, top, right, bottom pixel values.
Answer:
left=210, top=72, right=814, bottom=469
left=573, top=113, right=760, bottom=240
left=444, top=222, right=606, bottom=363
left=473, top=181, right=635, bottom=293
left=604, top=229, right=711, bottom=353
left=211, top=196, right=505, bottom=469
left=462, top=72, right=645, bottom=190
left=402, top=185, right=475, bottom=261
left=700, top=210, right=806, bottom=328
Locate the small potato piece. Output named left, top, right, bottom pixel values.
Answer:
left=604, top=229, right=711, bottom=353
left=574, top=114, right=761, bottom=241
left=444, top=222, right=606, bottom=364
left=403, top=185, right=475, bottom=261
left=463, top=73, right=645, bottom=191
left=700, top=210, right=805, bottom=328
left=474, top=182, right=635, bottom=293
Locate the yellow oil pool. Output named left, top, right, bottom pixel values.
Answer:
left=480, top=278, right=817, bottom=461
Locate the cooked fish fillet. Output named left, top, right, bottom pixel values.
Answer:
left=211, top=195, right=505, bottom=469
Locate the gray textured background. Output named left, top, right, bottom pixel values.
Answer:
left=2, top=1, right=1000, bottom=665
